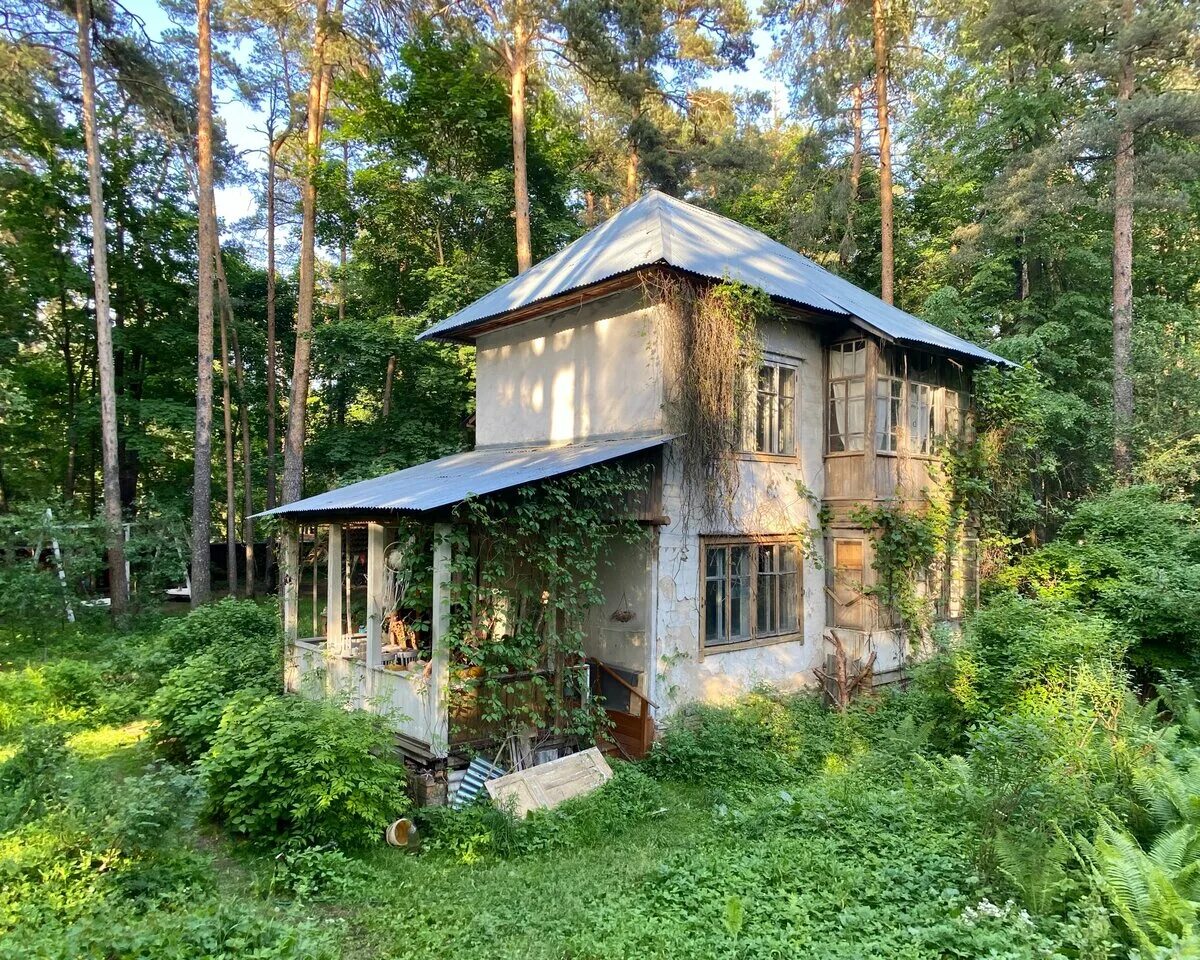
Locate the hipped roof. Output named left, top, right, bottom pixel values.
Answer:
left=419, top=190, right=1011, bottom=367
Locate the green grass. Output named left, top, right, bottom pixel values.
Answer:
left=0, top=618, right=1104, bottom=959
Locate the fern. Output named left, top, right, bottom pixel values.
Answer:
left=1079, top=821, right=1200, bottom=951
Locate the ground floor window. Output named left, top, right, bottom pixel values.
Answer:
left=703, top=537, right=801, bottom=653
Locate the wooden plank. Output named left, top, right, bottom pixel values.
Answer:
left=430, top=522, right=452, bottom=757
left=281, top=523, right=299, bottom=644
left=485, top=747, right=613, bottom=818
left=365, top=522, right=385, bottom=668
left=326, top=523, right=343, bottom=655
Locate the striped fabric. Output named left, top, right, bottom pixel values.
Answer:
left=451, top=756, right=507, bottom=810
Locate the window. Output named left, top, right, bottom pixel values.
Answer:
left=943, top=389, right=960, bottom=439
left=829, top=538, right=865, bottom=629
left=741, top=363, right=796, bottom=455
left=907, top=382, right=935, bottom=454
left=704, top=539, right=801, bottom=652
left=827, top=340, right=866, bottom=452
left=875, top=376, right=902, bottom=453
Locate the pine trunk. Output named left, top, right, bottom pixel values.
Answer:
left=217, top=291, right=238, bottom=596
left=1111, top=0, right=1135, bottom=483
left=841, top=82, right=864, bottom=268
left=282, top=0, right=338, bottom=506
left=76, top=0, right=129, bottom=615
left=510, top=27, right=533, bottom=274
left=190, top=0, right=217, bottom=604
left=872, top=0, right=895, bottom=305
left=381, top=355, right=396, bottom=418
left=231, top=325, right=255, bottom=597
left=265, top=136, right=280, bottom=512
left=215, top=252, right=256, bottom=597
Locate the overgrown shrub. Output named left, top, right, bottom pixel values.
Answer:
left=644, top=690, right=838, bottom=789
left=0, top=724, right=72, bottom=828
left=150, top=601, right=282, bottom=760
left=997, top=486, right=1200, bottom=666
left=160, top=597, right=281, bottom=659
left=200, top=693, right=409, bottom=850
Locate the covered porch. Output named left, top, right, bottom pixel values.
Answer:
left=264, top=435, right=669, bottom=764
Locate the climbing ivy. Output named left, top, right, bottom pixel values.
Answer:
left=447, top=462, right=651, bottom=750
left=652, top=276, right=775, bottom=524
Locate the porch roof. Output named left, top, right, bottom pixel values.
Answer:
left=259, top=433, right=672, bottom=520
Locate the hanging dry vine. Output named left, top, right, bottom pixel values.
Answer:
left=648, top=274, right=774, bottom=525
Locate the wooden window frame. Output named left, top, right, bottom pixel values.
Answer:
left=701, top=535, right=803, bottom=657
left=738, top=357, right=800, bottom=461
left=874, top=375, right=902, bottom=454
left=826, top=339, right=867, bottom=455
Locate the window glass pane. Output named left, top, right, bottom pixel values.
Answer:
left=827, top=381, right=846, bottom=452
left=850, top=340, right=865, bottom=376
left=730, top=547, right=750, bottom=640
left=778, top=393, right=794, bottom=455
left=780, top=546, right=799, bottom=631
left=757, top=389, right=771, bottom=452
left=705, top=576, right=725, bottom=644
left=706, top=546, right=725, bottom=579
left=944, top=390, right=960, bottom=438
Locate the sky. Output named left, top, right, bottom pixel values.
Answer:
left=122, top=0, right=781, bottom=243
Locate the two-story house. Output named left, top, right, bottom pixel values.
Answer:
left=266, top=191, right=1009, bottom=767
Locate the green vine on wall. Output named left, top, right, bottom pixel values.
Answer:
left=446, top=462, right=651, bottom=750
left=650, top=276, right=775, bottom=524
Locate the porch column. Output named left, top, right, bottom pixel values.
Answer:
left=326, top=523, right=343, bottom=655
left=365, top=521, right=385, bottom=668
left=281, top=522, right=299, bottom=645
left=430, top=522, right=452, bottom=755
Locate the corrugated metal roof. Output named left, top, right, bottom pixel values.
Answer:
left=419, top=191, right=1011, bottom=366
left=258, top=434, right=671, bottom=518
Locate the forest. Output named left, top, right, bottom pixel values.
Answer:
left=2, top=0, right=1200, bottom=956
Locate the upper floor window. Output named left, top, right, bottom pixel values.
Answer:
left=704, top=538, right=801, bottom=652
left=875, top=376, right=902, bottom=453
left=827, top=340, right=865, bottom=452
left=741, top=362, right=796, bottom=455
left=907, top=381, right=935, bottom=454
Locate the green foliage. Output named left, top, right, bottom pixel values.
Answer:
left=449, top=462, right=650, bottom=744
left=422, top=763, right=667, bottom=862
left=645, top=689, right=837, bottom=789
left=200, top=693, right=409, bottom=850
left=150, top=601, right=282, bottom=761
left=999, top=487, right=1200, bottom=664
left=160, top=598, right=283, bottom=659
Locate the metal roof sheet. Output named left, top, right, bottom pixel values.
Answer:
left=259, top=434, right=671, bottom=518
left=419, top=191, right=1011, bottom=366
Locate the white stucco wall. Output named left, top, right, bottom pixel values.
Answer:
left=474, top=289, right=664, bottom=447
left=652, top=318, right=828, bottom=717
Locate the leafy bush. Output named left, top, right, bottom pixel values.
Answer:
left=0, top=724, right=72, bottom=828
left=39, top=660, right=104, bottom=710
left=201, top=693, right=409, bottom=850
left=160, top=598, right=282, bottom=659
left=998, top=486, right=1200, bottom=664
left=150, top=601, right=282, bottom=760
left=645, top=689, right=837, bottom=788
left=0, top=895, right=339, bottom=960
